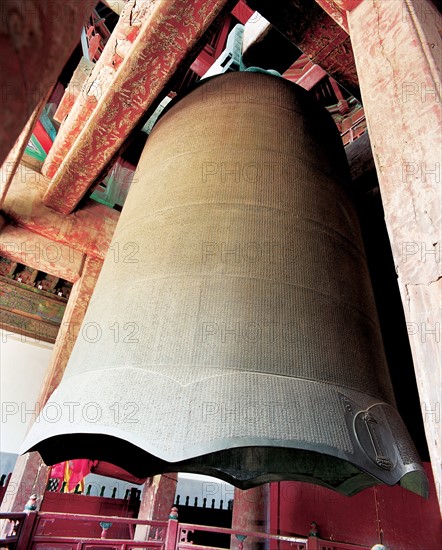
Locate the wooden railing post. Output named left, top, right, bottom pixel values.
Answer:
left=17, top=511, right=37, bottom=550
left=307, top=521, right=320, bottom=550
left=164, top=507, right=179, bottom=550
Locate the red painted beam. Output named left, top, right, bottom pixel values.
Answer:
left=2, top=164, right=119, bottom=261
left=42, top=0, right=231, bottom=214
left=313, top=1, right=365, bottom=32
left=42, top=0, right=152, bottom=180
left=0, top=0, right=97, bottom=166
left=283, top=58, right=327, bottom=91
left=33, top=120, right=53, bottom=154
left=335, top=0, right=364, bottom=10
left=190, top=13, right=232, bottom=76
left=296, top=64, right=327, bottom=90
left=315, top=0, right=349, bottom=32
left=190, top=49, right=218, bottom=76
left=247, top=1, right=360, bottom=97
left=53, top=57, right=94, bottom=124
left=0, top=224, right=84, bottom=282
left=231, top=0, right=254, bottom=24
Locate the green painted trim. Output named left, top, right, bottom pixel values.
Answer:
left=25, top=134, right=47, bottom=161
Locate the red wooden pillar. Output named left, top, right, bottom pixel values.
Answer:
left=37, top=256, right=103, bottom=404
left=134, top=474, right=178, bottom=541
left=231, top=485, right=270, bottom=550
left=344, top=0, right=442, bottom=511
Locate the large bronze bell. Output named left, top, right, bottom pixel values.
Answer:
left=23, top=72, right=428, bottom=496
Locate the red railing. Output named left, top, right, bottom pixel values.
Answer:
left=0, top=510, right=370, bottom=550
left=177, top=522, right=308, bottom=550
left=0, top=512, right=167, bottom=550
left=0, top=512, right=37, bottom=549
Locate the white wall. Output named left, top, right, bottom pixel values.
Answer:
left=0, top=330, right=53, bottom=457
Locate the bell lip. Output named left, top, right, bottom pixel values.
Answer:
left=22, top=429, right=429, bottom=498
left=21, top=371, right=426, bottom=498
left=19, top=417, right=381, bottom=468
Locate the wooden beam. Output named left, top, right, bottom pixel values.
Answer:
left=0, top=224, right=84, bottom=282
left=283, top=58, right=327, bottom=91
left=0, top=276, right=66, bottom=343
left=0, top=0, right=98, bottom=165
left=42, top=0, right=232, bottom=214
left=42, top=0, right=151, bottom=181
left=246, top=0, right=360, bottom=97
left=53, top=57, right=94, bottom=124
left=314, top=0, right=349, bottom=32
left=2, top=164, right=119, bottom=260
